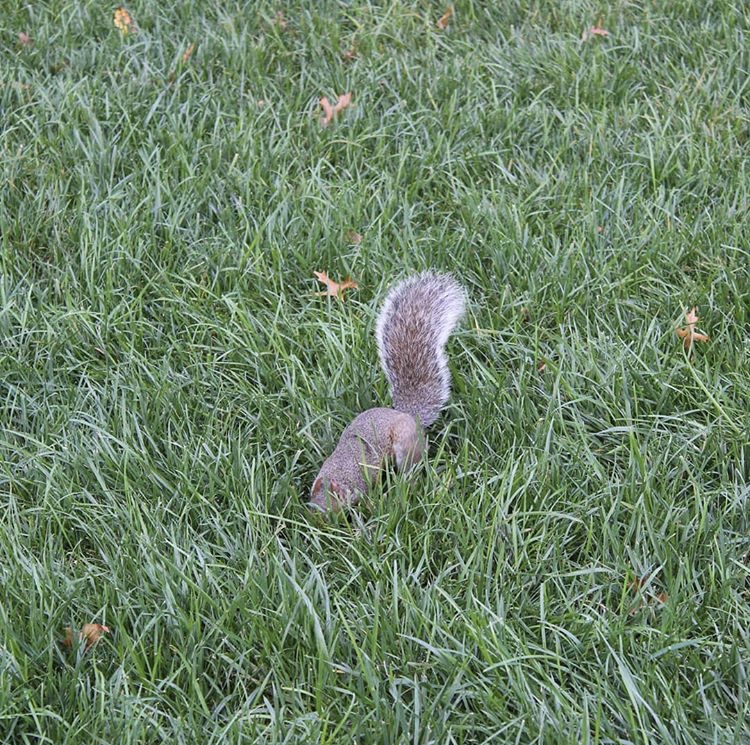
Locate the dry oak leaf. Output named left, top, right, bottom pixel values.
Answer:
left=345, top=230, right=363, bottom=245
left=437, top=6, right=454, bottom=30
left=628, top=573, right=668, bottom=615
left=181, top=43, right=196, bottom=65
left=319, top=92, right=352, bottom=126
left=274, top=11, right=288, bottom=30
left=675, top=307, right=709, bottom=351
left=18, top=32, right=33, bottom=46
left=62, top=623, right=111, bottom=652
left=341, top=46, right=357, bottom=62
left=113, top=6, right=137, bottom=35
left=314, top=271, right=358, bottom=300
left=582, top=22, right=609, bottom=41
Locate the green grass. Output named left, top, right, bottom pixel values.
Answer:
left=2, top=0, right=749, bottom=742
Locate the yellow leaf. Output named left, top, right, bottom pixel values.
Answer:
left=114, top=7, right=137, bottom=35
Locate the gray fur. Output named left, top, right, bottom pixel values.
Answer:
left=375, top=271, right=465, bottom=426
left=310, top=407, right=421, bottom=509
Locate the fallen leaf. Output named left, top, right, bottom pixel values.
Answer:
left=181, top=43, right=196, bottom=64
left=537, top=359, right=547, bottom=373
left=113, top=6, right=137, bottom=35
left=319, top=92, right=352, bottom=126
left=341, top=46, right=357, bottom=62
left=274, top=10, right=288, bottom=29
left=50, top=59, right=69, bottom=74
left=628, top=572, right=667, bottom=614
left=81, top=623, right=110, bottom=649
left=18, top=32, right=33, bottom=46
left=62, top=623, right=111, bottom=651
left=345, top=230, right=363, bottom=245
left=675, top=306, right=709, bottom=352
left=319, top=98, right=334, bottom=125
left=437, top=6, right=454, bottom=30
left=314, top=271, right=358, bottom=300
left=582, top=19, right=609, bottom=41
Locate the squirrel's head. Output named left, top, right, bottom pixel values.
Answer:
left=309, top=475, right=349, bottom=512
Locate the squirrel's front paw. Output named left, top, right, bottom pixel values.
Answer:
left=309, top=476, right=359, bottom=512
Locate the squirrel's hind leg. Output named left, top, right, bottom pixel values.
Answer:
left=390, top=414, right=425, bottom=472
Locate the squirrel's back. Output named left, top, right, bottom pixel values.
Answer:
left=375, top=271, right=465, bottom=426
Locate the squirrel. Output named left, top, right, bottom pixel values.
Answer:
left=309, top=271, right=466, bottom=511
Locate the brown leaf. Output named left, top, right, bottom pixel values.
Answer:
left=319, top=92, right=352, bottom=126
left=686, top=307, right=702, bottom=327
left=341, top=46, right=357, bottom=62
left=675, top=306, right=709, bottom=352
left=18, top=32, right=33, bottom=46
left=181, top=43, right=196, bottom=65
left=62, top=623, right=111, bottom=651
left=582, top=20, right=609, bottom=41
left=50, top=59, right=69, bottom=74
left=345, top=230, right=363, bottom=245
left=537, top=359, right=547, bottom=373
left=314, top=271, right=358, bottom=300
left=437, top=6, right=454, bottom=30
left=628, top=572, right=668, bottom=614
left=113, top=6, right=137, bottom=35
left=319, top=98, right=334, bottom=125
left=81, top=623, right=110, bottom=649
left=274, top=11, right=288, bottom=30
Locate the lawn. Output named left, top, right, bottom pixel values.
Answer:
left=1, top=1, right=749, bottom=742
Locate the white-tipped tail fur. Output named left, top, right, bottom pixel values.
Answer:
left=375, top=271, right=465, bottom=426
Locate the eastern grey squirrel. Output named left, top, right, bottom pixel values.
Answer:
left=310, top=271, right=466, bottom=511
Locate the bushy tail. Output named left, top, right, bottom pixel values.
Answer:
left=375, top=271, right=465, bottom=426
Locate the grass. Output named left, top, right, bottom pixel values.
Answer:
left=1, top=0, right=749, bottom=742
